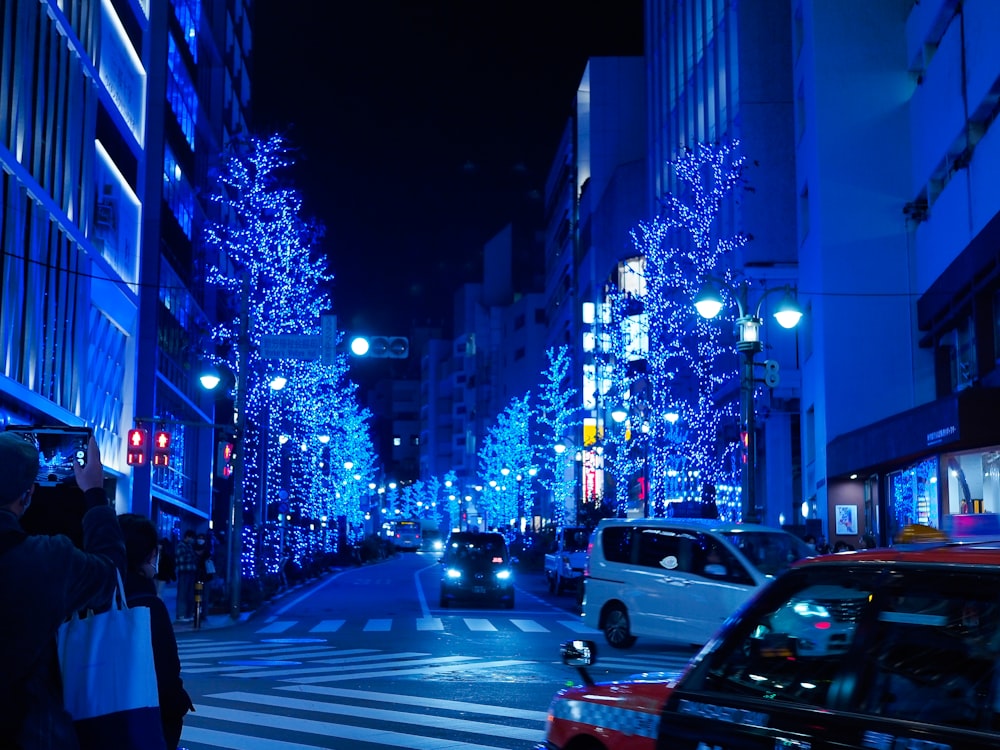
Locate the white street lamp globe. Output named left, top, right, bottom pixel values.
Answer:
left=199, top=370, right=221, bottom=390
left=773, top=291, right=804, bottom=329
left=694, top=284, right=725, bottom=319
left=350, top=336, right=370, bottom=356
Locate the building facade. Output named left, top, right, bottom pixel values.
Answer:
left=0, top=0, right=251, bottom=541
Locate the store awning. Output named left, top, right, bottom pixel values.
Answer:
left=826, top=388, right=1000, bottom=479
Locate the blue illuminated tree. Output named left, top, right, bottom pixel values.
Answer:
left=478, top=395, right=534, bottom=532
left=616, top=140, right=747, bottom=519
left=203, top=134, right=376, bottom=575
left=535, top=346, right=580, bottom=526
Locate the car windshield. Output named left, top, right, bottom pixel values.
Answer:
left=564, top=530, right=588, bottom=552
left=685, top=565, right=1000, bottom=730
left=721, top=530, right=814, bottom=578
left=451, top=538, right=507, bottom=564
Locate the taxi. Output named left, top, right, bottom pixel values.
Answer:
left=537, top=521, right=1000, bottom=750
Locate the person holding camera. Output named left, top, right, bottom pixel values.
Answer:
left=0, top=433, right=125, bottom=749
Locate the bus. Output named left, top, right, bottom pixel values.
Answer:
left=393, top=520, right=421, bottom=551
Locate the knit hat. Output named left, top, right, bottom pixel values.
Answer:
left=0, top=432, right=40, bottom=504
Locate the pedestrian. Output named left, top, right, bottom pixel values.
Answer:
left=174, top=529, right=197, bottom=622
left=154, top=537, right=176, bottom=598
left=0, top=433, right=125, bottom=748
left=118, top=514, right=194, bottom=749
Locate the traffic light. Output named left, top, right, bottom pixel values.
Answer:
left=763, top=359, right=780, bottom=388
left=152, top=430, right=171, bottom=467
left=348, top=336, right=409, bottom=359
left=216, top=440, right=234, bottom=479
left=126, top=428, right=148, bottom=466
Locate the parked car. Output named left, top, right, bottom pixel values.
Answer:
left=439, top=531, right=514, bottom=608
left=538, top=533, right=1000, bottom=750
left=583, top=518, right=813, bottom=648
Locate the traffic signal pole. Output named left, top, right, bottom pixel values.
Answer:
left=227, top=272, right=251, bottom=621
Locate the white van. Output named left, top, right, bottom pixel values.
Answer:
left=582, top=518, right=813, bottom=648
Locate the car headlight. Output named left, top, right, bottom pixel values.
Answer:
left=495, top=569, right=511, bottom=581
left=433, top=540, right=444, bottom=551
left=445, top=568, right=462, bottom=579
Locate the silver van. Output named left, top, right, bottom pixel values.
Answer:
left=582, top=518, right=813, bottom=648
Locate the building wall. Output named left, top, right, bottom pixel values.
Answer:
left=0, top=0, right=145, bottom=510
left=0, top=0, right=252, bottom=532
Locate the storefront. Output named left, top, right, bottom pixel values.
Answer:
left=826, top=388, right=1000, bottom=546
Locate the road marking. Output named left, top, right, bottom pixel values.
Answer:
left=308, top=619, right=344, bottom=633
left=276, top=685, right=549, bottom=722
left=202, top=692, right=544, bottom=741
left=364, top=618, right=392, bottom=631
left=464, top=618, right=497, bottom=631
left=282, top=658, right=531, bottom=684
left=182, top=726, right=333, bottom=750
left=255, top=620, right=296, bottom=634
left=185, top=706, right=521, bottom=749
left=232, top=653, right=443, bottom=679
left=558, top=619, right=601, bottom=633
left=510, top=619, right=549, bottom=632
left=416, top=617, right=443, bottom=630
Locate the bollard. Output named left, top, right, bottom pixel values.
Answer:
left=194, top=579, right=203, bottom=630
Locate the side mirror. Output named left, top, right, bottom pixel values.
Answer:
left=561, top=639, right=597, bottom=667
left=561, top=639, right=597, bottom=686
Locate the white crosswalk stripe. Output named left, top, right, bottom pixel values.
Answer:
left=181, top=685, right=546, bottom=749
left=213, top=615, right=602, bottom=637
left=179, top=638, right=533, bottom=684
left=308, top=619, right=344, bottom=633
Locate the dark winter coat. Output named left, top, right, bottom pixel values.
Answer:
left=123, top=572, right=193, bottom=749
left=0, top=491, right=126, bottom=750
left=154, top=543, right=176, bottom=584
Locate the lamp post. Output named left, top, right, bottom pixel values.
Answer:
left=199, top=273, right=252, bottom=621
left=695, top=280, right=802, bottom=523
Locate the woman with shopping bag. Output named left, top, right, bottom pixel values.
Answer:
left=118, top=513, right=195, bottom=749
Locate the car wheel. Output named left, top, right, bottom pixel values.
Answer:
left=439, top=595, right=449, bottom=608
left=504, top=595, right=515, bottom=609
left=603, top=604, right=636, bottom=649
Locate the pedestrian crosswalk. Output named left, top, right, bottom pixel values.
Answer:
left=213, top=614, right=603, bottom=637
left=177, top=636, right=695, bottom=684
left=180, top=685, right=549, bottom=749
left=176, top=637, right=695, bottom=749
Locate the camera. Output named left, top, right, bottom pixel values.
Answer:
left=4, top=425, right=91, bottom=486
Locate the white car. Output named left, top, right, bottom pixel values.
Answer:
left=582, top=518, right=813, bottom=648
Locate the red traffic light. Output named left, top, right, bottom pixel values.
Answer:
left=152, top=430, right=171, bottom=467
left=127, top=428, right=148, bottom=466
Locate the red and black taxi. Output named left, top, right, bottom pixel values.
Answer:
left=538, top=525, right=1000, bottom=750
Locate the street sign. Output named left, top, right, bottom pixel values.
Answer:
left=261, top=317, right=339, bottom=363
left=260, top=334, right=321, bottom=361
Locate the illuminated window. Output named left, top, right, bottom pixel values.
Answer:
left=173, top=0, right=201, bottom=62
left=163, top=146, right=194, bottom=238
left=167, top=37, right=198, bottom=150
left=393, top=436, right=401, bottom=447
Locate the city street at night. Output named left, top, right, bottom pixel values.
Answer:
left=175, top=552, right=696, bottom=749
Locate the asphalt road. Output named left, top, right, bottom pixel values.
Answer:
left=175, top=551, right=698, bottom=749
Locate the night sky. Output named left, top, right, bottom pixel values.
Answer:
left=252, top=2, right=644, bottom=337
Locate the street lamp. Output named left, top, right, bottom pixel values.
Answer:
left=695, top=279, right=802, bottom=523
